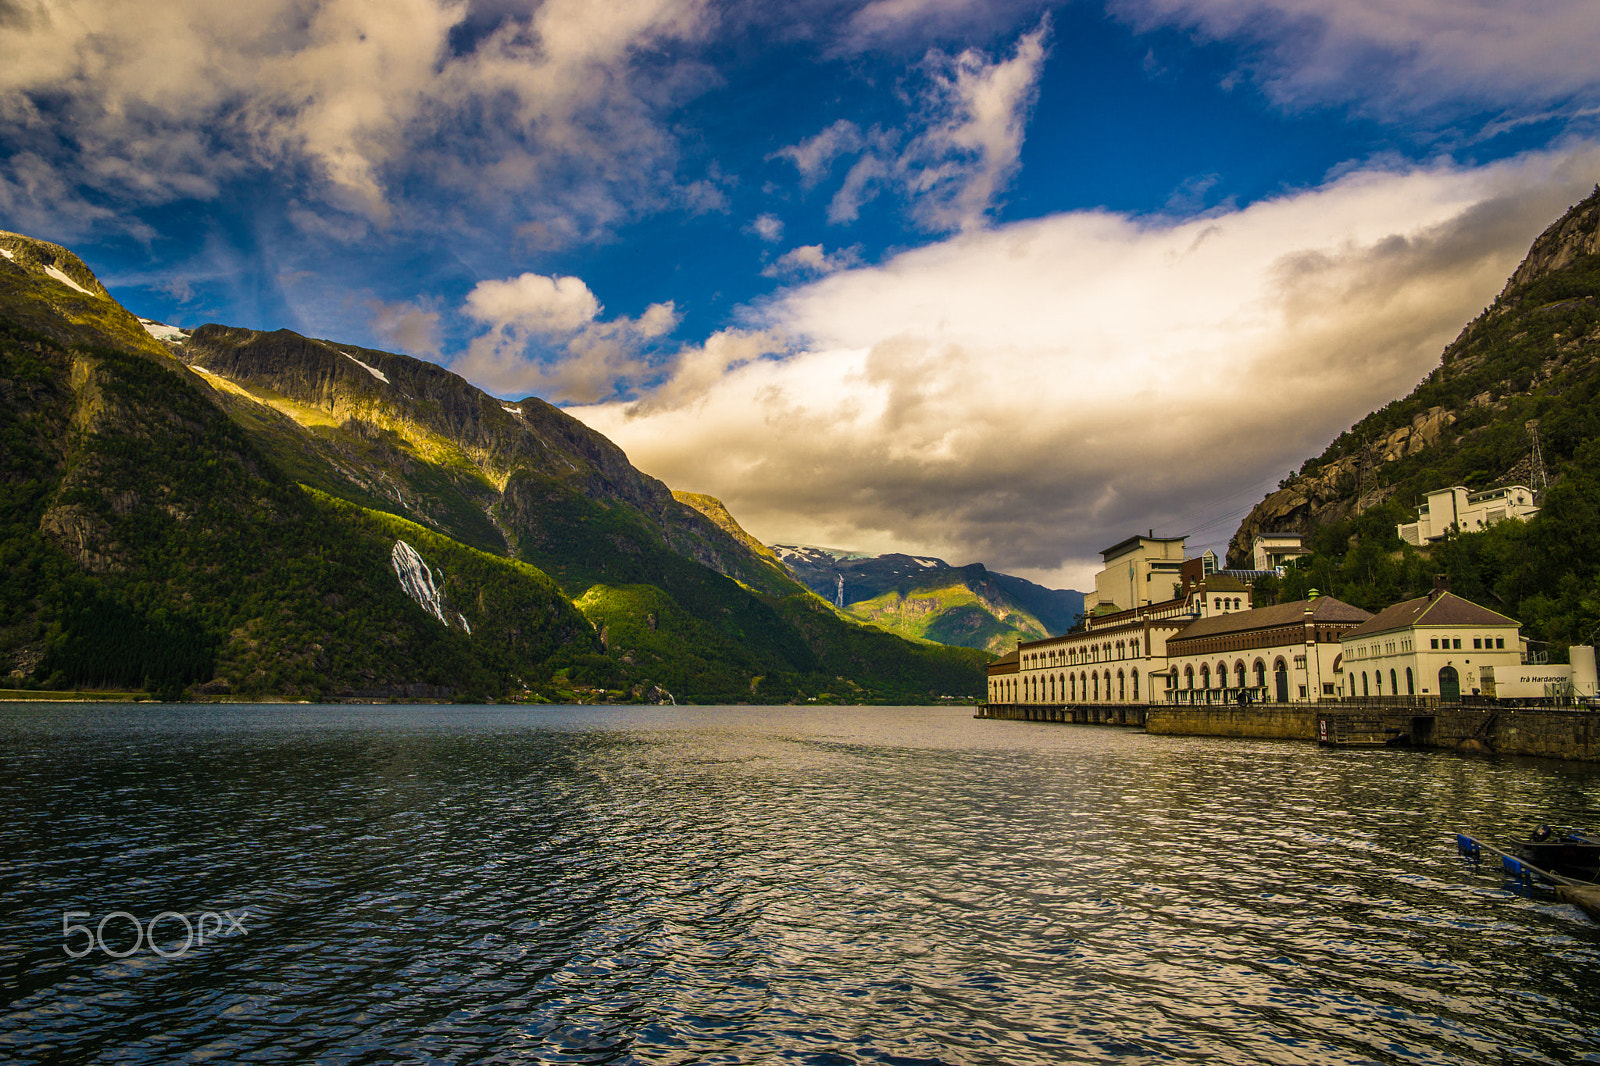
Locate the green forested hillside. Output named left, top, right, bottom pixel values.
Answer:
left=1238, top=187, right=1600, bottom=660
left=0, top=229, right=986, bottom=703
left=0, top=318, right=595, bottom=699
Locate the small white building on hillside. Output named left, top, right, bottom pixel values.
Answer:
left=1251, top=533, right=1311, bottom=572
left=1397, top=485, right=1538, bottom=545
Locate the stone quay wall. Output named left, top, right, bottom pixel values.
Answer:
left=983, top=701, right=1600, bottom=762
left=1144, top=704, right=1320, bottom=741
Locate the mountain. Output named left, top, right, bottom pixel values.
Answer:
left=1229, top=184, right=1600, bottom=563
left=0, top=229, right=987, bottom=703
left=772, top=545, right=1085, bottom=654
left=1223, top=186, right=1600, bottom=652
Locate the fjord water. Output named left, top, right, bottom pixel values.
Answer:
left=3, top=705, right=1598, bottom=1065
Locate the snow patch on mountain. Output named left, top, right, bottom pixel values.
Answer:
left=502, top=405, right=522, bottom=416
left=391, top=540, right=467, bottom=633
left=43, top=264, right=91, bottom=295
left=0, top=248, right=13, bottom=260
left=343, top=352, right=389, bottom=383
left=140, top=318, right=185, bottom=341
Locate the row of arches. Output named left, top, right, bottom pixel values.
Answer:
left=990, top=669, right=1143, bottom=704
left=1169, top=656, right=1290, bottom=703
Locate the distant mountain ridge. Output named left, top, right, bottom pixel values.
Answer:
left=773, top=544, right=1085, bottom=654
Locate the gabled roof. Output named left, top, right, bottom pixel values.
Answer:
left=1169, top=596, right=1371, bottom=645
left=1341, top=591, right=1518, bottom=640
left=987, top=648, right=1020, bottom=674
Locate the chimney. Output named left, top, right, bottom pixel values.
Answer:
left=1430, top=575, right=1450, bottom=601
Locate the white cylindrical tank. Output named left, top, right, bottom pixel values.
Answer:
left=1571, top=645, right=1598, bottom=698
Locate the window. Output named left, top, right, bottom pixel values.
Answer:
left=1294, top=655, right=1306, bottom=670
left=1431, top=638, right=1439, bottom=649
left=1323, top=683, right=1335, bottom=695
left=1496, top=638, right=1505, bottom=649
left=1453, top=638, right=1461, bottom=650
left=1298, top=685, right=1307, bottom=699
left=1473, top=638, right=1482, bottom=649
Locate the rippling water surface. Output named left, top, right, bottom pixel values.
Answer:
left=3, top=703, right=1599, bottom=1064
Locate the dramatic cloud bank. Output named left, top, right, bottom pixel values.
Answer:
left=1116, top=0, right=1600, bottom=115
left=0, top=0, right=710, bottom=241
left=572, top=147, right=1600, bottom=587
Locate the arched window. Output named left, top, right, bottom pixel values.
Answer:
left=1118, top=669, right=1126, bottom=700
left=1390, top=669, right=1398, bottom=697
left=1070, top=673, right=1076, bottom=700
left=1235, top=661, right=1247, bottom=688
left=1185, top=666, right=1195, bottom=690
left=1406, top=667, right=1414, bottom=696
left=1254, top=660, right=1266, bottom=690
left=1132, top=670, right=1140, bottom=700
left=1216, top=662, right=1228, bottom=688
left=1092, top=673, right=1100, bottom=700
left=1048, top=675, right=1055, bottom=701
left=1375, top=671, right=1383, bottom=696
left=1362, top=672, right=1369, bottom=697
left=1201, top=664, right=1211, bottom=689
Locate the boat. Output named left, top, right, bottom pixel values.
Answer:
left=1515, top=826, right=1600, bottom=883
left=1457, top=829, right=1600, bottom=922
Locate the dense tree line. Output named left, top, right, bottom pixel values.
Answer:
left=1264, top=438, right=1600, bottom=662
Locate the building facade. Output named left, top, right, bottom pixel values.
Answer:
left=991, top=535, right=1254, bottom=708
left=1338, top=583, right=1521, bottom=699
left=1163, top=594, right=1372, bottom=704
left=1397, top=485, right=1538, bottom=545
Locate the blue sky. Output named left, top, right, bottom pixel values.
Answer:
left=4, top=0, right=1599, bottom=587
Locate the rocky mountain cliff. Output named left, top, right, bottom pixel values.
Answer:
left=1229, top=185, right=1600, bottom=564
left=0, top=229, right=986, bottom=703
left=773, top=545, right=1085, bottom=654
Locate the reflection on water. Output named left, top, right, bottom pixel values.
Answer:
left=2, top=703, right=1598, bottom=1064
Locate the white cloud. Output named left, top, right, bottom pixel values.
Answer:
left=777, top=22, right=1049, bottom=233
left=455, top=271, right=679, bottom=402
left=465, top=274, right=603, bottom=335
left=772, top=120, right=866, bottom=189
left=843, top=0, right=1052, bottom=49
left=1115, top=0, right=1600, bottom=117
left=762, top=243, right=864, bottom=277
left=899, top=19, right=1049, bottom=231
left=571, top=144, right=1600, bottom=588
left=750, top=213, right=786, bottom=243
